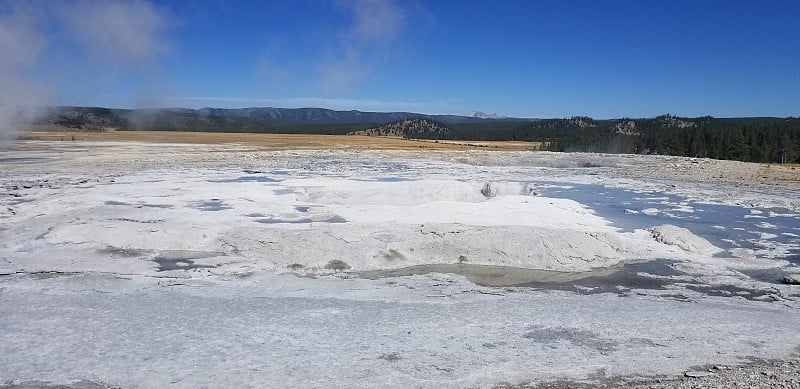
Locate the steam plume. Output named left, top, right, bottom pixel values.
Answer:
left=0, top=3, right=47, bottom=146
left=319, top=0, right=408, bottom=94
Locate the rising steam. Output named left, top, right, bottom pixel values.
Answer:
left=319, top=0, right=408, bottom=94
left=0, top=0, right=172, bottom=147
left=0, top=3, right=48, bottom=146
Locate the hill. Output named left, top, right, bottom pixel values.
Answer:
left=347, top=118, right=452, bottom=139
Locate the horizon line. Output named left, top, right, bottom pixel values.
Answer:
left=42, top=105, right=799, bottom=121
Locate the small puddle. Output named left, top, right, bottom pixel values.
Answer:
left=357, top=262, right=630, bottom=287
left=152, top=250, right=223, bottom=271
left=515, top=261, right=680, bottom=293
left=106, top=201, right=173, bottom=209
left=356, top=260, right=776, bottom=301
left=255, top=217, right=313, bottom=224
left=140, top=203, right=173, bottom=209
left=193, top=199, right=232, bottom=211
left=208, top=176, right=281, bottom=183
left=254, top=215, right=346, bottom=224
left=97, top=246, right=151, bottom=258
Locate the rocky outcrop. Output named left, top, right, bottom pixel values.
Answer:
left=568, top=116, right=596, bottom=128
left=612, top=120, right=638, bottom=135
left=648, top=224, right=717, bottom=254
left=658, top=114, right=697, bottom=128
left=347, top=118, right=452, bottom=139
left=783, top=274, right=800, bottom=285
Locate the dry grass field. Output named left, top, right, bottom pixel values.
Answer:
left=14, top=127, right=797, bottom=189
left=19, top=127, right=543, bottom=151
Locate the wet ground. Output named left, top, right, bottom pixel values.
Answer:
left=538, top=182, right=800, bottom=264
left=2, top=145, right=800, bottom=388
left=151, top=250, right=224, bottom=271
left=196, top=170, right=800, bottom=265
left=355, top=260, right=791, bottom=301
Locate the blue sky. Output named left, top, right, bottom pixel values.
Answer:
left=4, top=0, right=800, bottom=118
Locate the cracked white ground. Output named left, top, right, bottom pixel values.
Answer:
left=1, top=141, right=799, bottom=388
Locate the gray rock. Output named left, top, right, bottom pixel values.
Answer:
left=783, top=274, right=800, bottom=285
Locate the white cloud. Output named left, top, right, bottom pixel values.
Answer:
left=319, top=47, right=364, bottom=95
left=54, top=1, right=175, bottom=109
left=318, top=0, right=408, bottom=94
left=60, top=0, right=170, bottom=66
left=348, top=0, right=406, bottom=44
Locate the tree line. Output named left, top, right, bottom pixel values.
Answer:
left=436, top=116, right=800, bottom=164
left=37, top=107, right=800, bottom=163
left=545, top=117, right=800, bottom=163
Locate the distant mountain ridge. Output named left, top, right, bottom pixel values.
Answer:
left=194, top=107, right=511, bottom=124
left=36, top=106, right=793, bottom=135
left=32, top=106, right=537, bottom=137
left=37, top=106, right=525, bottom=128
left=29, top=106, right=799, bottom=163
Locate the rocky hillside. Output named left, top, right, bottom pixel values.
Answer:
left=613, top=120, right=638, bottom=135
left=347, top=118, right=453, bottom=139
left=657, top=114, right=697, bottom=128
left=568, top=116, right=596, bottom=128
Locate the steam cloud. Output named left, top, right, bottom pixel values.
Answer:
left=1, top=0, right=418, bottom=143
left=0, top=0, right=171, bottom=146
left=319, top=0, right=408, bottom=94
left=61, top=0, right=169, bottom=66
left=0, top=3, right=47, bottom=146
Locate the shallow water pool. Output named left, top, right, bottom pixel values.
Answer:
left=539, top=182, right=800, bottom=264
